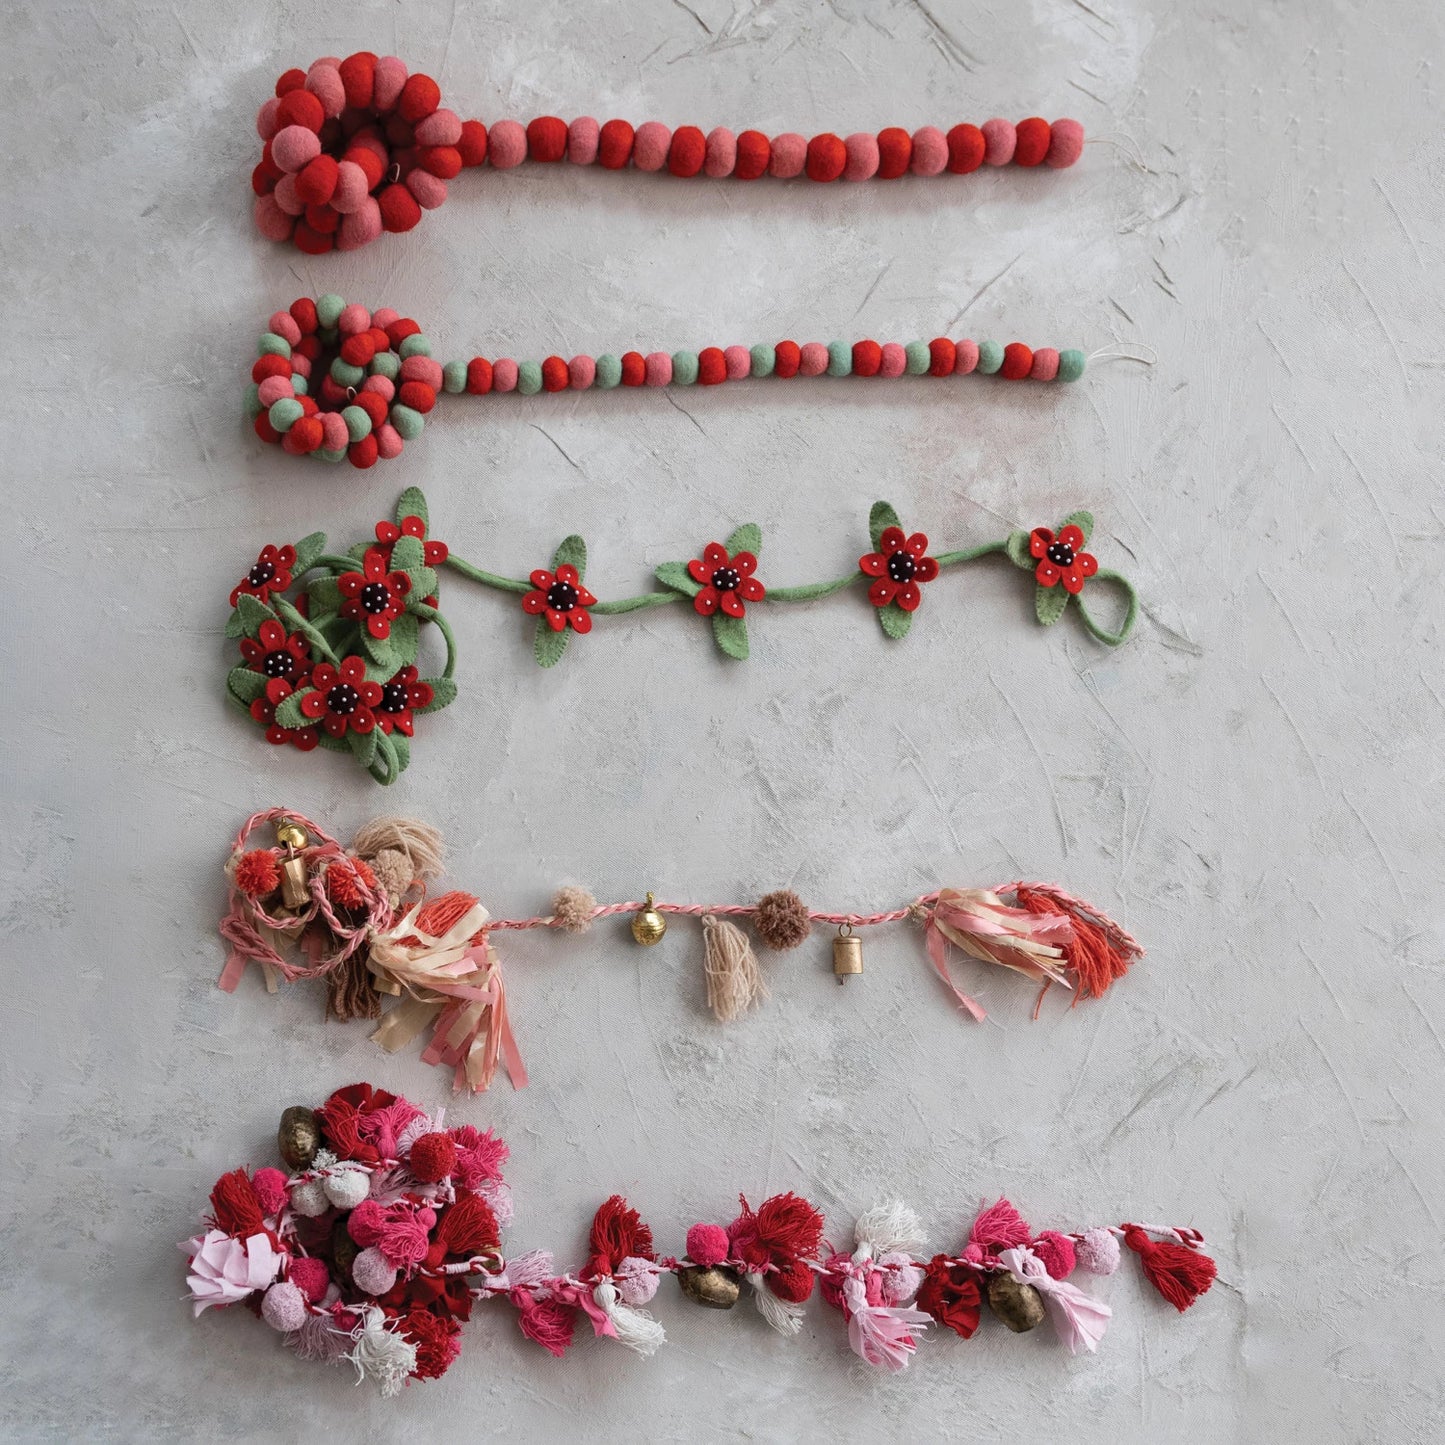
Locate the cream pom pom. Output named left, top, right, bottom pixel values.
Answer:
left=322, top=1166, right=371, bottom=1211
left=261, top=1280, right=308, bottom=1332
left=289, top=1179, right=331, bottom=1217
left=550, top=885, right=597, bottom=933
left=1076, top=1227, right=1122, bottom=1276
left=351, top=1246, right=399, bottom=1296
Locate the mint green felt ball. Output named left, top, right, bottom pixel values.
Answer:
left=316, top=294, right=345, bottom=329
left=330, top=358, right=365, bottom=387
left=315, top=447, right=347, bottom=463
left=1057, top=348, right=1086, bottom=382
left=517, top=361, right=543, bottom=395
left=904, top=340, right=931, bottom=375
left=827, top=341, right=851, bottom=377
left=442, top=360, right=467, bottom=393
left=977, top=340, right=1004, bottom=374
left=749, top=344, right=775, bottom=378
left=244, top=383, right=262, bottom=419
left=268, top=398, right=303, bottom=432
left=390, top=404, right=424, bottom=440
left=595, top=354, right=622, bottom=389
left=370, top=352, right=400, bottom=381
left=399, top=334, right=431, bottom=359
left=671, top=351, right=699, bottom=385
left=341, top=405, right=372, bottom=441
left=291, top=375, right=308, bottom=396
left=258, top=332, right=291, bottom=359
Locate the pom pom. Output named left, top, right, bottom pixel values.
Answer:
left=843, top=131, right=880, bottom=182
left=338, top=197, right=383, bottom=251
left=351, top=1245, right=399, bottom=1295
left=753, top=890, right=810, bottom=950
left=805, top=133, right=846, bottom=182
left=735, top=129, right=770, bottom=179
left=1076, top=1226, right=1121, bottom=1276
left=458, top=119, right=489, bottom=166
left=946, top=123, right=985, bottom=174
left=876, top=126, right=912, bottom=178
left=568, top=116, right=600, bottom=164
left=767, top=1258, right=815, bottom=1303
left=880, top=1257, right=925, bottom=1305
left=289, top=1179, right=331, bottom=1217
left=551, top=884, right=597, bottom=933
left=981, top=118, right=1016, bottom=166
left=704, top=126, right=736, bottom=177
left=1001, top=342, right=1034, bottom=380
left=687, top=1223, right=731, bottom=1267
left=276, top=88, right=324, bottom=133
left=286, top=1255, right=331, bottom=1303
left=251, top=1167, right=289, bottom=1216
left=348, top=1198, right=386, bottom=1246
left=408, top=1131, right=458, bottom=1182
left=527, top=115, right=568, bottom=162
left=378, top=183, right=422, bottom=232
left=1032, top=1230, right=1077, bottom=1279
left=323, top=1167, right=370, bottom=1210
left=398, top=73, right=441, bottom=124
left=668, top=125, right=706, bottom=177
left=261, top=1280, right=308, bottom=1332
left=234, top=849, right=281, bottom=898
left=324, top=856, right=377, bottom=912
left=598, top=118, right=634, bottom=169
left=615, top=1257, right=661, bottom=1306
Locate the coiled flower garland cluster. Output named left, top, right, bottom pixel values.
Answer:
left=182, top=1083, right=1217, bottom=1396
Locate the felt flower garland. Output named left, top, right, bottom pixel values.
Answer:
left=220, top=810, right=1143, bottom=1094
left=223, top=489, right=1138, bottom=784
left=181, top=1082, right=1217, bottom=1395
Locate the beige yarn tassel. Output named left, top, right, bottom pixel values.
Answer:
left=702, top=914, right=768, bottom=1022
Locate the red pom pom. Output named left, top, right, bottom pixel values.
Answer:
left=276, top=88, right=324, bottom=134
left=805, top=132, right=847, bottom=182
left=251, top=161, right=278, bottom=196
left=1001, top=342, right=1033, bottom=379
left=466, top=357, right=494, bottom=394
left=344, top=144, right=385, bottom=191
left=852, top=339, right=882, bottom=376
left=340, top=333, right=376, bottom=367
left=348, top=435, right=379, bottom=468
left=275, top=68, right=307, bottom=98
left=295, top=334, right=322, bottom=362
left=773, top=340, right=801, bottom=377
left=876, top=126, right=912, bottom=179
left=398, top=74, right=441, bottom=123
left=292, top=221, right=334, bottom=255
left=356, top=391, right=389, bottom=429
left=1013, top=116, right=1051, bottom=167
left=1031, top=1230, right=1077, bottom=1279
left=768, top=1259, right=816, bottom=1303
left=325, top=856, right=377, bottom=911
left=541, top=356, right=569, bottom=392
left=251, top=1167, right=288, bottom=1215
left=304, top=203, right=339, bottom=234
left=234, top=848, right=282, bottom=896
left=620, top=351, right=646, bottom=387
left=928, top=337, right=956, bottom=376
left=283, top=415, right=324, bottom=454
left=668, top=125, right=707, bottom=177
left=458, top=119, right=488, bottom=167
left=338, top=53, right=377, bottom=110
left=348, top=1198, right=385, bottom=1245
left=527, top=115, right=568, bottom=162
left=686, top=1223, right=731, bottom=1267
left=946, top=123, right=986, bottom=174
left=409, top=1131, right=459, bottom=1182
left=697, top=347, right=727, bottom=385
left=735, top=129, right=770, bottom=180
left=252, top=353, right=292, bottom=384
left=253, top=413, right=280, bottom=444
left=598, top=118, right=635, bottom=169
left=420, top=145, right=462, bottom=179
left=295, top=154, right=338, bottom=205
left=287, top=1255, right=330, bottom=1303
left=386, top=318, right=421, bottom=347
left=378, top=183, right=422, bottom=232
left=397, top=380, right=437, bottom=413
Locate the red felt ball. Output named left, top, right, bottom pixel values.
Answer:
left=252, top=353, right=292, bottom=384
left=620, top=351, right=646, bottom=387
left=292, top=221, right=333, bottom=254
left=1013, top=117, right=1051, bottom=167
left=697, top=347, right=727, bottom=385
left=387, top=318, right=421, bottom=347
left=385, top=114, right=415, bottom=148
left=598, top=118, right=634, bottom=169
left=408, top=1132, right=459, bottom=1183
left=420, top=145, right=462, bottom=179
left=1001, top=342, right=1034, bottom=379
left=348, top=434, right=379, bottom=468
left=289, top=297, right=319, bottom=334
left=295, top=335, right=322, bottom=362
left=284, top=415, right=324, bottom=454
left=398, top=73, right=442, bottom=123
left=805, top=132, right=847, bottom=182
left=319, top=375, right=349, bottom=407
left=356, top=391, right=389, bottom=428
left=773, top=340, right=801, bottom=377
left=304, top=203, right=339, bottom=234
left=668, top=125, right=707, bottom=176
left=251, top=161, right=278, bottom=196
left=254, top=412, right=280, bottom=444
left=367, top=326, right=391, bottom=352
left=338, top=52, right=377, bottom=109
left=344, top=144, right=385, bottom=191
left=735, top=129, right=771, bottom=180
left=378, top=183, right=422, bottom=232
left=466, top=357, right=493, bottom=394
left=341, top=333, right=377, bottom=366
left=276, top=88, right=324, bottom=134
left=876, top=126, right=912, bottom=178
left=295, top=154, right=339, bottom=206
left=398, top=380, right=436, bottom=413
left=275, top=68, right=307, bottom=98
left=928, top=337, right=957, bottom=375
left=457, top=119, right=488, bottom=166
left=852, top=339, right=882, bottom=376
left=527, top=115, right=568, bottom=162
left=297, top=395, right=319, bottom=417
left=541, top=356, right=569, bottom=392
left=946, top=123, right=986, bottom=174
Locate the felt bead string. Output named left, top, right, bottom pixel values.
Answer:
left=248, top=295, right=1105, bottom=469
left=219, top=809, right=1143, bottom=1093
left=253, top=53, right=1087, bottom=254
left=225, top=487, right=1139, bottom=784
left=181, top=1081, right=1217, bottom=1394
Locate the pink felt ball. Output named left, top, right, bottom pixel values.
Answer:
left=415, top=108, right=463, bottom=147
left=330, top=160, right=370, bottom=215
left=286, top=1256, right=331, bottom=1304
left=406, top=168, right=448, bottom=209
left=272, top=124, right=321, bottom=175
left=981, top=118, right=1017, bottom=166
left=362, top=374, right=396, bottom=402
left=288, top=354, right=311, bottom=380
left=272, top=174, right=305, bottom=216
left=687, top=1223, right=730, bottom=1268
left=260, top=1280, right=308, bottom=1332
left=768, top=132, right=807, bottom=178
left=337, top=197, right=383, bottom=251
left=351, top=1245, right=399, bottom=1296
left=723, top=345, right=751, bottom=380
left=400, top=356, right=443, bottom=391
left=1046, top=118, right=1085, bottom=169
left=320, top=412, right=350, bottom=452
left=372, top=307, right=400, bottom=329
left=910, top=125, right=949, bottom=176
left=372, top=56, right=408, bottom=112
left=953, top=338, right=980, bottom=374
left=375, top=423, right=404, bottom=459
left=644, top=351, right=672, bottom=386
left=632, top=121, right=671, bottom=172
left=305, top=61, right=346, bottom=119
left=568, top=116, right=601, bottom=164
left=704, top=126, right=737, bottom=177
left=337, top=303, right=371, bottom=336
left=569, top=355, right=596, bottom=389
left=798, top=341, right=829, bottom=376
left=1030, top=347, right=1061, bottom=381
left=488, top=119, right=528, bottom=169
left=879, top=342, right=907, bottom=377
left=492, top=358, right=519, bottom=392
left=256, top=97, right=281, bottom=141
left=843, top=131, right=880, bottom=181
left=257, top=376, right=294, bottom=408
left=267, top=310, right=302, bottom=347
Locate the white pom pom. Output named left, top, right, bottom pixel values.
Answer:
left=261, top=1280, right=308, bottom=1332
left=290, top=1179, right=331, bottom=1217
left=322, top=1166, right=370, bottom=1210
left=351, top=1245, right=399, bottom=1297
left=1077, top=1227, right=1122, bottom=1276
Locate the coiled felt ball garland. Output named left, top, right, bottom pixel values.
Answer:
left=246, top=295, right=1118, bottom=470
left=253, top=54, right=1087, bottom=253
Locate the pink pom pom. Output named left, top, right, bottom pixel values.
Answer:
left=1046, top=118, right=1085, bottom=169
left=953, top=339, right=980, bottom=375
left=272, top=124, right=321, bottom=175
left=724, top=345, right=751, bottom=380
left=879, top=342, right=907, bottom=377
left=406, top=168, right=448, bottom=209
left=1030, top=347, right=1060, bottom=381
left=488, top=119, right=527, bottom=169
left=414, top=109, right=463, bottom=147
left=569, top=355, right=596, bottom=389
left=400, top=356, right=443, bottom=390
left=320, top=412, right=350, bottom=452
left=768, top=132, right=807, bottom=178
left=981, top=118, right=1016, bottom=166
left=1032, top=1231, right=1078, bottom=1279
left=1076, top=1227, right=1121, bottom=1276
left=881, top=1258, right=924, bottom=1304
left=910, top=125, right=948, bottom=176
left=372, top=307, right=400, bottom=329
left=337, top=303, right=371, bottom=336
left=492, top=358, right=519, bottom=392
left=254, top=194, right=294, bottom=241
left=615, top=1259, right=660, bottom=1306
left=362, top=374, right=396, bottom=402
left=257, top=376, right=294, bottom=407
left=798, top=341, right=828, bottom=376
left=372, top=56, right=408, bottom=112
left=256, top=97, right=281, bottom=141
left=843, top=132, right=880, bottom=181
left=251, top=1167, right=288, bottom=1215
left=260, top=1280, right=307, bottom=1332
left=687, top=1223, right=730, bottom=1267
left=337, top=197, right=383, bottom=251
left=568, top=116, right=600, bottom=164
left=644, top=351, right=672, bottom=386
left=272, top=174, right=305, bottom=216
left=286, top=1255, right=331, bottom=1303
left=330, top=160, right=370, bottom=215
left=305, top=62, right=346, bottom=119
left=351, top=1245, right=399, bottom=1296
left=375, top=423, right=404, bottom=459
left=633, top=121, right=671, bottom=172
left=705, top=127, right=737, bottom=177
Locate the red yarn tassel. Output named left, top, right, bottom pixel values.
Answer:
left=588, top=1194, right=655, bottom=1271
left=209, top=1168, right=265, bottom=1238
left=1123, top=1225, right=1217, bottom=1311
left=436, top=1191, right=500, bottom=1258
left=1014, top=884, right=1143, bottom=1001
left=414, top=889, right=483, bottom=939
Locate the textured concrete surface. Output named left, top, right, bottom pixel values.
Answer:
left=3, top=0, right=1443, bottom=1439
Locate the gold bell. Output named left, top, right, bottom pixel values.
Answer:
left=274, top=819, right=310, bottom=909
left=677, top=1264, right=742, bottom=1309
left=832, top=924, right=863, bottom=983
left=631, top=892, right=667, bottom=946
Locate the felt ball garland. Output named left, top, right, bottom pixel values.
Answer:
left=253, top=54, right=1086, bottom=254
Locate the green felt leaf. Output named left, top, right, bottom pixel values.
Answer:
left=869, top=501, right=902, bottom=552
left=712, top=613, right=750, bottom=660
left=348, top=541, right=370, bottom=564
left=348, top=726, right=378, bottom=770
left=234, top=594, right=277, bottom=640
left=292, top=531, right=327, bottom=575
left=655, top=561, right=702, bottom=597
left=274, top=690, right=313, bottom=729
left=388, top=732, right=411, bottom=775
left=224, top=608, right=244, bottom=639
left=417, top=677, right=457, bottom=713
left=1005, top=530, right=1034, bottom=570
left=362, top=628, right=400, bottom=672
left=226, top=666, right=268, bottom=704
left=396, top=487, right=428, bottom=531
left=307, top=577, right=343, bottom=615
left=551, top=534, right=587, bottom=580
left=534, top=619, right=570, bottom=668
left=878, top=602, right=913, bottom=640
left=385, top=611, right=419, bottom=667
left=1060, top=510, right=1094, bottom=544
left=402, top=566, right=437, bottom=601
left=724, top=522, right=761, bottom=558
left=390, top=535, right=425, bottom=574
left=316, top=732, right=351, bottom=753
left=1035, top=584, right=1070, bottom=626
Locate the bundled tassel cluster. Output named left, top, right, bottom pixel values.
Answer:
left=181, top=1083, right=1217, bottom=1395
left=220, top=810, right=1143, bottom=1092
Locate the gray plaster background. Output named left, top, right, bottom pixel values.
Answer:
left=3, top=0, right=1442, bottom=1439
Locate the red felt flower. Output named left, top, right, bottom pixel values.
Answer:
left=916, top=1255, right=982, bottom=1338
left=230, top=543, right=296, bottom=606
left=338, top=548, right=412, bottom=639
left=248, top=677, right=320, bottom=751
left=1030, top=524, right=1098, bottom=595
left=299, top=657, right=384, bottom=737
left=688, top=542, right=765, bottom=618
left=859, top=527, right=939, bottom=612
left=522, top=564, right=597, bottom=633
left=240, top=619, right=311, bottom=684
left=376, top=665, right=434, bottom=736
left=376, top=514, right=449, bottom=567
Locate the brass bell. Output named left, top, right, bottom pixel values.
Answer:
left=631, top=892, right=667, bottom=946
left=274, top=820, right=310, bottom=909
left=330, top=1216, right=359, bottom=1284
left=832, top=925, right=863, bottom=983
left=986, top=1271, right=1046, bottom=1332
left=277, top=1104, right=321, bottom=1170
left=677, top=1264, right=742, bottom=1309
